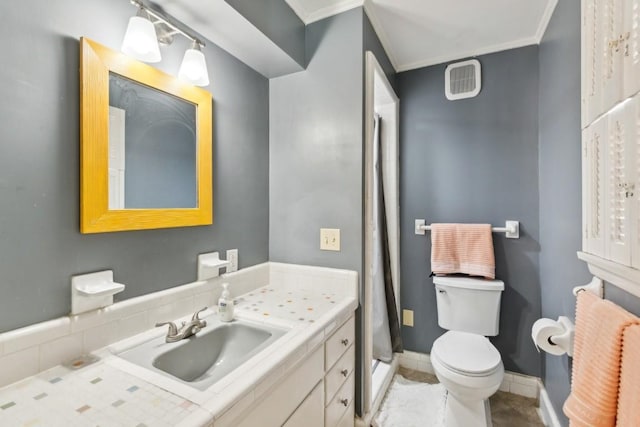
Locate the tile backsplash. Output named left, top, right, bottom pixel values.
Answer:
left=0, top=263, right=270, bottom=388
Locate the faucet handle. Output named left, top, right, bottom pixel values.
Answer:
left=155, top=321, right=178, bottom=336
left=192, top=307, right=208, bottom=321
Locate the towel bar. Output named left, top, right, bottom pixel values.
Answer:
left=414, top=219, right=520, bottom=239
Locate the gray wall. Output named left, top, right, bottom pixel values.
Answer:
left=538, top=1, right=589, bottom=422
left=397, top=46, right=542, bottom=376
left=539, top=1, right=640, bottom=423
left=0, top=0, right=269, bottom=333
left=225, top=0, right=305, bottom=68
left=269, top=8, right=364, bottom=274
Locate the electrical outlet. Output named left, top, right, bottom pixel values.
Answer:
left=320, top=228, right=340, bottom=251
left=226, top=249, right=238, bottom=272
left=402, top=309, right=414, bottom=327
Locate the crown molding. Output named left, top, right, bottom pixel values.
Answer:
left=286, top=0, right=364, bottom=24
left=396, top=36, right=539, bottom=72
left=286, top=0, right=559, bottom=73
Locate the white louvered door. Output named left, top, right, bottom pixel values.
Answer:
left=583, top=117, right=608, bottom=256
left=583, top=0, right=604, bottom=126
left=606, top=101, right=633, bottom=265
left=629, top=95, right=640, bottom=268
left=623, top=0, right=640, bottom=98
left=602, top=0, right=625, bottom=111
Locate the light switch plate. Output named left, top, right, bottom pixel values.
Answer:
left=402, top=309, right=414, bottom=327
left=320, top=228, right=341, bottom=251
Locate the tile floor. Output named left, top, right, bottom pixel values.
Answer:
left=398, top=367, right=544, bottom=427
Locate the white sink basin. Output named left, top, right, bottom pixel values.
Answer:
left=117, top=317, right=287, bottom=391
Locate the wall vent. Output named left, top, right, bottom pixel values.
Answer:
left=445, top=59, right=481, bottom=100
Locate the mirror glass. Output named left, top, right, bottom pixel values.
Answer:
left=80, top=37, right=213, bottom=234
left=108, top=73, right=197, bottom=209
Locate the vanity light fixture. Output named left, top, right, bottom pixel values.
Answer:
left=121, top=8, right=162, bottom=63
left=121, top=0, right=210, bottom=86
left=178, top=41, right=210, bottom=86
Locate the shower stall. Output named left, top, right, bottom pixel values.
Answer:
left=358, top=51, right=401, bottom=426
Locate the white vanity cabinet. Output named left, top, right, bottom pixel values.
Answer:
left=324, top=316, right=355, bottom=427
left=221, top=314, right=356, bottom=427
left=582, top=0, right=640, bottom=282
left=283, top=382, right=325, bottom=427
left=231, top=345, right=325, bottom=427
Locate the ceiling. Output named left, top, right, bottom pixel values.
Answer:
left=285, top=0, right=558, bottom=72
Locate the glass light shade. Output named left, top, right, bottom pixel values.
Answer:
left=178, top=47, right=210, bottom=86
left=121, top=16, right=161, bottom=63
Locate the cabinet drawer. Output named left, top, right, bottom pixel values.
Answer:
left=325, top=316, right=355, bottom=370
left=325, top=344, right=354, bottom=404
left=325, top=372, right=354, bottom=427
left=283, top=381, right=324, bottom=427
left=335, top=402, right=354, bottom=427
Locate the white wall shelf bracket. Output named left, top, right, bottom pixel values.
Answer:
left=198, top=251, right=231, bottom=281
left=71, top=270, right=125, bottom=315
left=572, top=275, right=604, bottom=298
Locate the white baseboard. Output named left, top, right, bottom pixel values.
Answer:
left=398, top=350, right=435, bottom=374
left=538, top=384, right=563, bottom=427
left=398, top=350, right=539, bottom=399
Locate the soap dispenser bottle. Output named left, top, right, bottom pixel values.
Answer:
left=218, top=283, right=234, bottom=322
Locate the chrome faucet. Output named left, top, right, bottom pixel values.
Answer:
left=156, top=307, right=208, bottom=343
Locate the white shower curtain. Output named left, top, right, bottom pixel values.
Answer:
left=372, top=114, right=402, bottom=362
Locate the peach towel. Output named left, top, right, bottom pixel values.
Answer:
left=430, top=223, right=495, bottom=279
left=563, top=291, right=639, bottom=427
left=616, top=324, right=640, bottom=427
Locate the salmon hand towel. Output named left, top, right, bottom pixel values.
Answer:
left=616, top=324, right=640, bottom=427
left=430, top=223, right=495, bottom=279
left=563, top=291, right=639, bottom=427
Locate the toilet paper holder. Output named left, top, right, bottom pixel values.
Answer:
left=546, top=316, right=575, bottom=357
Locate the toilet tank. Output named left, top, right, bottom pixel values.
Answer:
left=434, top=276, right=504, bottom=336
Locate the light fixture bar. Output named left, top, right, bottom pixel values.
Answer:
left=129, top=0, right=205, bottom=48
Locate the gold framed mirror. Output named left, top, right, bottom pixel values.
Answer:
left=80, top=37, right=212, bottom=233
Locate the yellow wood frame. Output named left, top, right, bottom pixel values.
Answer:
left=80, top=37, right=213, bottom=233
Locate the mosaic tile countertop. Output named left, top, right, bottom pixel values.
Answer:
left=234, top=285, right=340, bottom=324
left=0, top=362, right=200, bottom=427
left=0, top=283, right=355, bottom=427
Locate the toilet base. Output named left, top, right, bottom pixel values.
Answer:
left=444, top=391, right=493, bottom=427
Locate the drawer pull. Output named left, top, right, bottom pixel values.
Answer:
left=341, top=369, right=348, bottom=377
left=339, top=398, right=349, bottom=407
left=341, top=338, right=349, bottom=346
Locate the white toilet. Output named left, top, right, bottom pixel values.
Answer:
left=430, top=276, right=505, bottom=427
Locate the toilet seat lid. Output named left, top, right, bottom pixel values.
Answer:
left=432, top=331, right=501, bottom=376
